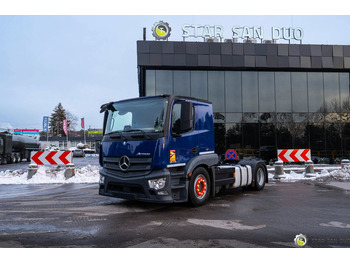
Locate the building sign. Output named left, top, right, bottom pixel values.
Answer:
left=150, top=21, right=304, bottom=43
left=182, top=25, right=224, bottom=39
left=88, top=130, right=103, bottom=135
left=14, top=129, right=40, bottom=136
left=152, top=21, right=171, bottom=40
left=181, top=24, right=304, bottom=42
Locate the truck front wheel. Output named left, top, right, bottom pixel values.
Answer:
left=189, top=167, right=210, bottom=206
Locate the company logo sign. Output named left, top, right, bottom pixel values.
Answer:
left=119, top=155, right=130, bottom=171
left=152, top=21, right=171, bottom=40
left=294, top=234, right=307, bottom=247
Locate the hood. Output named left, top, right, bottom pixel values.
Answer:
left=102, top=139, right=158, bottom=158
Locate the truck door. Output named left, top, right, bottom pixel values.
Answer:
left=168, top=100, right=198, bottom=165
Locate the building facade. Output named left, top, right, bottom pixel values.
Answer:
left=137, top=40, right=350, bottom=162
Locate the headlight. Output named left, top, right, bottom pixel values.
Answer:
left=99, top=175, right=105, bottom=185
left=148, top=177, right=167, bottom=190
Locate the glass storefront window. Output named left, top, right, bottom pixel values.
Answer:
left=259, top=72, right=275, bottom=112
left=325, top=123, right=341, bottom=152
left=324, top=72, right=340, bottom=112
left=242, top=123, right=259, bottom=155
left=155, top=70, right=173, bottom=94
left=310, top=124, right=325, bottom=152
left=292, top=123, right=309, bottom=149
left=340, top=73, right=350, bottom=112
left=145, top=70, right=156, bottom=96
left=191, top=71, right=208, bottom=100
left=276, top=72, right=292, bottom=112
left=291, top=72, right=308, bottom=112
left=308, top=72, right=324, bottom=112
left=144, top=69, right=350, bottom=159
left=225, top=72, right=242, bottom=112
left=242, top=72, right=258, bottom=112
left=174, top=71, right=190, bottom=97
left=208, top=71, right=225, bottom=112
left=276, top=123, right=293, bottom=149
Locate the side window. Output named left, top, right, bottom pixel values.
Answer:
left=171, top=102, right=194, bottom=135
left=171, top=103, right=182, bottom=134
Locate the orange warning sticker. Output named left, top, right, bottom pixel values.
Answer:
left=170, top=150, right=176, bottom=163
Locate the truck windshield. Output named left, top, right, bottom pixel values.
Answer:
left=105, top=97, right=168, bottom=134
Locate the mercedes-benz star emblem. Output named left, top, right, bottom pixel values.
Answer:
left=119, top=155, right=130, bottom=171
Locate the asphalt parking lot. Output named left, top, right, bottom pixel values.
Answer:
left=1, top=180, right=350, bottom=248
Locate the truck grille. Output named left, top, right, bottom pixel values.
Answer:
left=103, top=156, right=152, bottom=173
left=107, top=183, right=146, bottom=197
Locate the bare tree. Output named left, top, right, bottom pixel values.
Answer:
left=66, top=110, right=78, bottom=131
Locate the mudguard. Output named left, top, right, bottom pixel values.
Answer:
left=184, top=153, right=219, bottom=176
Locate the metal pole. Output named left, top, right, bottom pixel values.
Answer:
left=84, top=123, right=86, bottom=145
left=66, top=113, right=68, bottom=149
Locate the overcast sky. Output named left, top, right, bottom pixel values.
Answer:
left=1, top=12, right=350, bottom=130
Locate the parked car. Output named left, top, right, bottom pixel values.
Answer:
left=72, top=149, right=85, bottom=157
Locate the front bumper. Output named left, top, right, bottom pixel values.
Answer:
left=99, top=168, right=188, bottom=203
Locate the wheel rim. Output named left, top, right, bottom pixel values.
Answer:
left=194, top=174, right=207, bottom=199
left=257, top=168, right=265, bottom=186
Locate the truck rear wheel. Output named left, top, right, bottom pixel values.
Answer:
left=189, top=167, right=210, bottom=206
left=254, top=163, right=266, bottom=191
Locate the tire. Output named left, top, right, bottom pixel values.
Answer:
left=10, top=154, right=16, bottom=164
left=253, top=163, right=266, bottom=191
left=189, top=167, right=211, bottom=206
left=15, top=153, right=20, bottom=163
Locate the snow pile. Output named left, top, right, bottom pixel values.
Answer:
left=268, top=166, right=350, bottom=182
left=0, top=165, right=99, bottom=185
left=315, top=166, right=350, bottom=182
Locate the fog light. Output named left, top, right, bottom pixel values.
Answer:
left=99, top=175, right=105, bottom=185
left=148, top=177, right=167, bottom=190
left=157, top=191, right=169, bottom=196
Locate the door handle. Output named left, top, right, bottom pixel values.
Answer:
left=191, top=147, right=199, bottom=154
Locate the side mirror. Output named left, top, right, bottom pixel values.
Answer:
left=180, top=101, right=193, bottom=133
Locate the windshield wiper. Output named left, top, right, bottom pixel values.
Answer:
left=107, top=131, right=127, bottom=140
left=123, top=129, right=151, bottom=139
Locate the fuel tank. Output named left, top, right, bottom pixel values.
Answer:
left=11, top=134, right=40, bottom=151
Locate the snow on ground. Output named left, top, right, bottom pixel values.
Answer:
left=268, top=165, right=350, bottom=182
left=0, top=165, right=99, bottom=185
left=1, top=164, right=350, bottom=185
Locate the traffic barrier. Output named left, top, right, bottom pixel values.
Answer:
left=27, top=164, right=38, bottom=179
left=278, top=149, right=311, bottom=163
left=304, top=160, right=315, bottom=177
left=64, top=163, right=75, bottom=179
left=31, top=151, right=72, bottom=165
left=273, top=161, right=285, bottom=179
left=28, top=150, right=75, bottom=180
left=341, top=159, right=350, bottom=168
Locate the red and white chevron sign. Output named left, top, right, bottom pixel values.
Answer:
left=31, top=151, right=72, bottom=165
left=278, top=149, right=311, bottom=162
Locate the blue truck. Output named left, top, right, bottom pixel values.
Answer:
left=99, top=95, right=267, bottom=206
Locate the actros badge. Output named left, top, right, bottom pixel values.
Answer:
left=152, top=21, right=171, bottom=40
